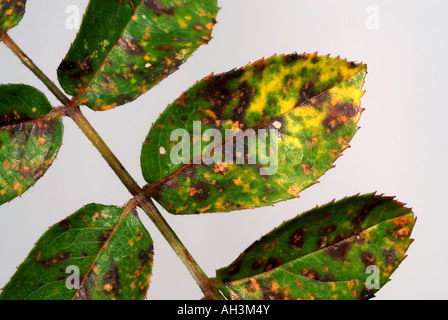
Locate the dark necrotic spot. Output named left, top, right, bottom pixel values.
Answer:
left=58, top=217, right=71, bottom=231
left=304, top=270, right=321, bottom=281
left=253, top=59, right=267, bottom=74
left=224, top=68, right=244, bottom=79
left=326, top=240, right=351, bottom=260
left=190, top=181, right=210, bottom=201
left=118, top=37, right=145, bottom=56
left=230, top=81, right=253, bottom=123
left=103, top=259, right=120, bottom=297
left=138, top=246, right=153, bottom=266
left=297, top=75, right=321, bottom=105
left=0, top=111, right=34, bottom=127
left=259, top=282, right=283, bottom=300
left=335, top=103, right=360, bottom=118
left=360, top=251, right=376, bottom=268
left=289, top=229, right=305, bottom=248
left=316, top=223, right=337, bottom=247
left=115, top=94, right=136, bottom=106
left=349, top=61, right=357, bottom=69
left=251, top=257, right=265, bottom=271
left=225, top=259, right=243, bottom=280
left=202, top=68, right=246, bottom=121
left=382, top=249, right=397, bottom=265
left=360, top=287, right=375, bottom=300
left=143, top=0, right=175, bottom=16
left=284, top=52, right=307, bottom=64
left=264, top=258, right=281, bottom=272
left=182, top=167, right=197, bottom=178
left=352, top=197, right=385, bottom=232
left=154, top=43, right=173, bottom=52
left=323, top=103, right=360, bottom=132
left=300, top=91, right=331, bottom=109
left=98, top=229, right=113, bottom=244
left=37, top=252, right=71, bottom=267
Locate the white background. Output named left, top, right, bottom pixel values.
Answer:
left=0, top=0, right=447, bottom=300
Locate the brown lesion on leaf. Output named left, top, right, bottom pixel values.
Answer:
left=259, top=281, right=284, bottom=300
left=302, top=268, right=321, bottom=281
left=325, top=240, right=351, bottom=260
left=74, top=268, right=96, bottom=300
left=36, top=252, right=71, bottom=267
left=251, top=257, right=266, bottom=271
left=284, top=52, right=308, bottom=64
left=316, top=223, right=337, bottom=248
left=230, top=81, right=254, bottom=125
left=360, top=286, right=375, bottom=300
left=189, top=181, right=210, bottom=201
left=360, top=251, right=376, bottom=268
left=118, top=37, right=145, bottom=56
left=323, top=102, right=361, bottom=132
left=289, top=228, right=305, bottom=248
left=58, top=217, right=71, bottom=232
left=0, top=111, right=34, bottom=127
left=253, top=58, right=267, bottom=74
left=351, top=197, right=384, bottom=232
left=138, top=245, right=154, bottom=266
left=143, top=0, right=176, bottom=17
left=264, top=257, right=281, bottom=272
left=223, top=259, right=243, bottom=281
left=300, top=91, right=331, bottom=110
left=98, top=229, right=113, bottom=244
left=102, top=259, right=120, bottom=297
left=382, top=248, right=397, bottom=265
left=202, top=68, right=245, bottom=124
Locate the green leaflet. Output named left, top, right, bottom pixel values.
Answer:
left=213, top=194, right=415, bottom=300
left=0, top=84, right=63, bottom=205
left=57, top=0, right=218, bottom=111
left=0, top=0, right=26, bottom=37
left=141, top=53, right=367, bottom=214
left=0, top=203, right=154, bottom=300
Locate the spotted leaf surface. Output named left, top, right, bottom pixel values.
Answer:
left=0, top=0, right=26, bottom=37
left=213, top=194, right=415, bottom=300
left=0, top=203, right=154, bottom=300
left=57, top=0, right=218, bottom=111
left=0, top=84, right=63, bottom=205
left=141, top=53, right=366, bottom=214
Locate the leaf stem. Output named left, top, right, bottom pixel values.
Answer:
left=2, top=32, right=223, bottom=300
left=69, top=107, right=222, bottom=299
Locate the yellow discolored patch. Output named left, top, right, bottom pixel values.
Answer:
left=288, top=185, right=301, bottom=197
left=233, top=177, right=243, bottom=186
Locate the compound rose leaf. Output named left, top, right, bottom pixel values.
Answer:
left=0, top=84, right=63, bottom=205
left=57, top=0, right=218, bottom=111
left=0, top=203, right=154, bottom=300
left=0, top=0, right=26, bottom=38
left=141, top=53, right=367, bottom=214
left=213, top=193, right=415, bottom=300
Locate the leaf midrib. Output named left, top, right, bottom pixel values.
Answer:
left=70, top=204, right=134, bottom=300
left=144, top=67, right=366, bottom=193
left=218, top=211, right=413, bottom=285
left=70, top=0, right=141, bottom=107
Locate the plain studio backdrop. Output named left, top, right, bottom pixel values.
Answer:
left=0, top=0, right=447, bottom=300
